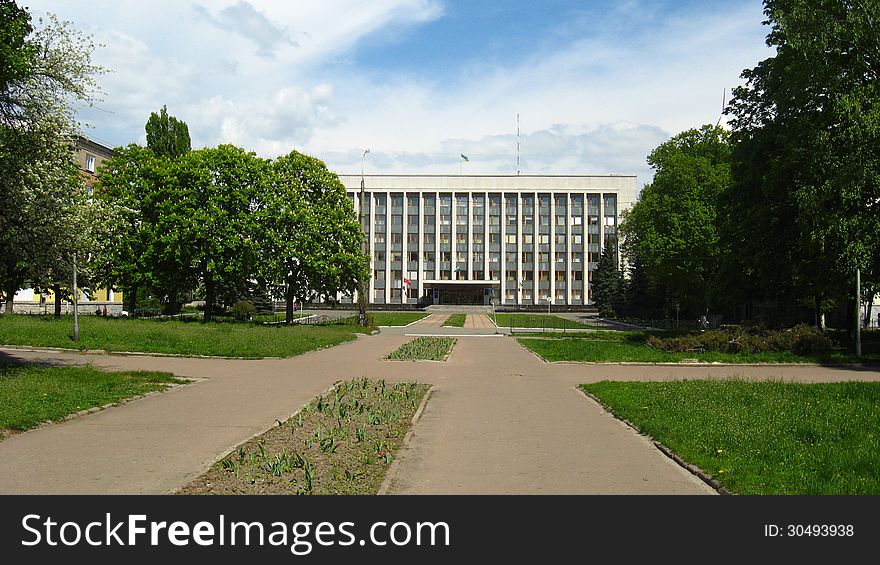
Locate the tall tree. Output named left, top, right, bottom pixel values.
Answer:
left=0, top=11, right=102, bottom=131
left=0, top=6, right=103, bottom=313
left=592, top=238, right=625, bottom=318
left=620, top=125, right=730, bottom=318
left=261, top=150, right=367, bottom=323
left=158, top=145, right=265, bottom=321
left=0, top=0, right=34, bottom=100
left=724, top=0, right=880, bottom=326
left=624, top=252, right=656, bottom=319
left=145, top=105, right=191, bottom=159
left=92, top=144, right=166, bottom=314
left=0, top=123, right=81, bottom=313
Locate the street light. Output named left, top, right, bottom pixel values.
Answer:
left=72, top=252, right=79, bottom=341
left=357, top=149, right=370, bottom=326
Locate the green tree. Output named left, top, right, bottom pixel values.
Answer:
left=624, top=252, right=656, bottom=319
left=620, top=125, right=730, bottom=318
left=159, top=145, right=266, bottom=321
left=0, top=123, right=81, bottom=313
left=0, top=0, right=34, bottom=103
left=93, top=144, right=166, bottom=314
left=0, top=6, right=103, bottom=313
left=592, top=239, right=625, bottom=318
left=723, top=0, right=880, bottom=327
left=145, top=105, right=191, bottom=159
left=261, top=150, right=367, bottom=323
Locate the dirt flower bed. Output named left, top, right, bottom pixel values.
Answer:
left=178, top=378, right=430, bottom=495
left=385, top=337, right=456, bottom=361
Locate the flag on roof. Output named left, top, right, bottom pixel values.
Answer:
left=460, top=153, right=469, bottom=161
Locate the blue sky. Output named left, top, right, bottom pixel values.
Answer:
left=26, top=0, right=771, bottom=185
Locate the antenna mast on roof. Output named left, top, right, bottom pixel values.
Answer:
left=716, top=88, right=727, bottom=128
left=516, top=113, right=521, bottom=175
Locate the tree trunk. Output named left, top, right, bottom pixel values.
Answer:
left=126, top=283, right=138, bottom=315
left=813, top=295, right=822, bottom=330
left=3, top=282, right=14, bottom=314
left=204, top=277, right=214, bottom=322
left=285, top=283, right=295, bottom=325
left=53, top=285, right=62, bottom=319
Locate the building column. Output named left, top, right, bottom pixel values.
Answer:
left=566, top=192, right=572, bottom=305
left=483, top=191, right=489, bottom=283
left=499, top=191, right=506, bottom=305
left=402, top=191, right=408, bottom=304
left=467, top=192, right=473, bottom=280
left=417, top=191, right=423, bottom=303
left=452, top=192, right=458, bottom=281
left=549, top=192, right=556, bottom=309
left=516, top=191, right=523, bottom=306
left=434, top=191, right=440, bottom=282
left=385, top=191, right=391, bottom=304
left=534, top=191, right=539, bottom=306
left=368, top=191, right=375, bottom=304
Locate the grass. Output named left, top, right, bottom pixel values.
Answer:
left=385, top=337, right=456, bottom=361
left=0, top=364, right=184, bottom=434
left=369, top=312, right=428, bottom=326
left=443, top=314, right=467, bottom=327
left=179, top=377, right=431, bottom=495
left=0, top=314, right=362, bottom=359
left=580, top=379, right=880, bottom=494
left=516, top=330, right=879, bottom=364
left=494, top=313, right=592, bottom=329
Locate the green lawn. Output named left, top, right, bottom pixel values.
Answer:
left=442, top=314, right=466, bottom=327
left=580, top=379, right=880, bottom=494
left=385, top=337, right=456, bottom=361
left=494, top=313, right=592, bottom=329
left=0, top=364, right=184, bottom=433
left=0, top=315, right=361, bottom=358
left=370, top=312, right=428, bottom=326
left=516, top=331, right=876, bottom=364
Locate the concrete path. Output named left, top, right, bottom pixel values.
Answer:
left=1, top=338, right=878, bottom=495
left=463, top=314, right=494, bottom=329
left=407, top=313, right=448, bottom=328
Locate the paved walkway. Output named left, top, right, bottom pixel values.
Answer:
left=407, top=313, right=448, bottom=328
left=463, top=314, right=495, bottom=329
left=1, top=337, right=878, bottom=494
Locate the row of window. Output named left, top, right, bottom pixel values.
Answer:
left=356, top=197, right=619, bottom=221
left=374, top=250, right=602, bottom=264
left=372, top=213, right=616, bottom=227
left=373, top=232, right=604, bottom=247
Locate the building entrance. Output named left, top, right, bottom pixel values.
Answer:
left=440, top=285, right=484, bottom=305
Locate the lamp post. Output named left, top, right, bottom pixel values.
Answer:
left=357, top=149, right=370, bottom=326
left=72, top=252, right=79, bottom=341
left=856, top=268, right=861, bottom=358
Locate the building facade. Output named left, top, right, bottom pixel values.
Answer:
left=338, top=174, right=638, bottom=307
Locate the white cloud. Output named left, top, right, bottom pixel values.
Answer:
left=30, top=0, right=769, bottom=188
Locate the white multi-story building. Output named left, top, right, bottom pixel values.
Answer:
left=338, top=174, right=638, bottom=307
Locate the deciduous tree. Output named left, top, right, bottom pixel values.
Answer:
left=620, top=125, right=730, bottom=318
left=723, top=0, right=880, bottom=327
left=261, top=151, right=367, bottom=323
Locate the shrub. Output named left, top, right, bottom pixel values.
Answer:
left=230, top=300, right=256, bottom=321
left=646, top=324, right=835, bottom=356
